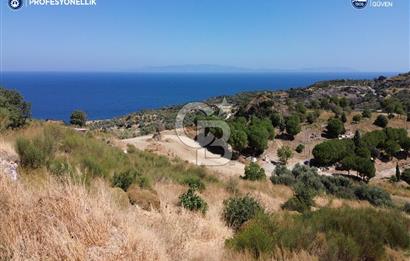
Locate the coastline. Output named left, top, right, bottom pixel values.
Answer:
left=0, top=71, right=398, bottom=121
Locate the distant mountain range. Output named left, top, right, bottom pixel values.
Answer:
left=140, top=64, right=359, bottom=73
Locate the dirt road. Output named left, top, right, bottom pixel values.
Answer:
left=120, top=130, right=245, bottom=178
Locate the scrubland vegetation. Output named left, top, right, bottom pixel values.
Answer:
left=227, top=208, right=410, bottom=260
left=5, top=120, right=410, bottom=260
left=2, top=73, right=410, bottom=260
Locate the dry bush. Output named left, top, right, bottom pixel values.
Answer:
left=0, top=176, right=231, bottom=261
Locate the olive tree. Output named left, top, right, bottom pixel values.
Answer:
left=70, top=110, right=87, bottom=127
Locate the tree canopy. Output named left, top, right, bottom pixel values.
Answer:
left=285, top=114, right=301, bottom=138
left=70, top=110, right=87, bottom=127
left=326, top=118, right=345, bottom=138
left=0, top=87, right=31, bottom=129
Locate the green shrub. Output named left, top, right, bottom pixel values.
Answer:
left=291, top=163, right=318, bottom=178
left=277, top=146, right=293, bottom=164
left=270, top=112, right=284, bottom=128
left=16, top=134, right=55, bottom=169
left=354, top=185, right=392, bottom=206
left=112, top=169, right=150, bottom=191
left=179, top=188, right=208, bottom=214
left=282, top=196, right=311, bottom=212
left=320, top=176, right=355, bottom=199
left=223, top=195, right=263, bottom=230
left=226, top=207, right=410, bottom=260
left=270, top=174, right=296, bottom=186
left=243, top=162, right=266, bottom=181
left=112, top=169, right=138, bottom=191
left=81, top=157, right=107, bottom=178
left=297, top=172, right=325, bottom=192
left=295, top=102, right=307, bottom=114
left=295, top=144, right=305, bottom=153
left=352, top=114, right=362, bottom=123
left=282, top=183, right=316, bottom=212
left=274, top=164, right=292, bottom=176
left=16, top=138, right=45, bottom=169
left=270, top=165, right=296, bottom=186
left=247, top=124, right=269, bottom=155
left=285, top=114, right=301, bottom=138
left=362, top=109, right=372, bottom=118
left=306, top=112, right=318, bottom=124
left=326, top=118, right=345, bottom=138
left=324, top=232, right=361, bottom=261
left=229, top=129, right=248, bottom=151
left=374, top=114, right=388, bottom=128
left=126, top=144, right=137, bottom=154
left=225, top=212, right=277, bottom=258
left=135, top=175, right=150, bottom=189
left=308, top=208, right=409, bottom=260
left=47, top=159, right=73, bottom=177
left=182, top=176, right=206, bottom=191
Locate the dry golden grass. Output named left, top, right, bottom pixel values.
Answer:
left=371, top=179, right=410, bottom=198
left=314, top=196, right=372, bottom=209
left=2, top=120, right=409, bottom=260
left=0, top=175, right=232, bottom=261
left=0, top=139, right=18, bottom=161
left=1, top=121, right=47, bottom=143
left=239, top=181, right=293, bottom=211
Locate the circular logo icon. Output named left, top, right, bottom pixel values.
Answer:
left=352, top=0, right=368, bottom=9
left=9, top=0, right=22, bottom=10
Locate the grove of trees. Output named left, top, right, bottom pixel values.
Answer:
left=313, top=127, right=410, bottom=182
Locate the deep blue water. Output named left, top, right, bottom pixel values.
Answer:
left=0, top=72, right=395, bottom=121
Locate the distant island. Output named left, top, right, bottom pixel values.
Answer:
left=140, top=64, right=360, bottom=73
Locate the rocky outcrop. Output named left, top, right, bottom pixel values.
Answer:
left=0, top=159, right=18, bottom=181
left=0, top=142, right=19, bottom=181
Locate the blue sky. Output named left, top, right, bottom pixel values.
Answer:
left=1, top=0, right=409, bottom=72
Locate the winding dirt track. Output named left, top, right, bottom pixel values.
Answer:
left=120, top=130, right=245, bottom=178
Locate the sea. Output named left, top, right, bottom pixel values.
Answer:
left=0, top=72, right=396, bottom=121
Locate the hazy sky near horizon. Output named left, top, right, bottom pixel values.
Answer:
left=1, top=0, right=409, bottom=72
